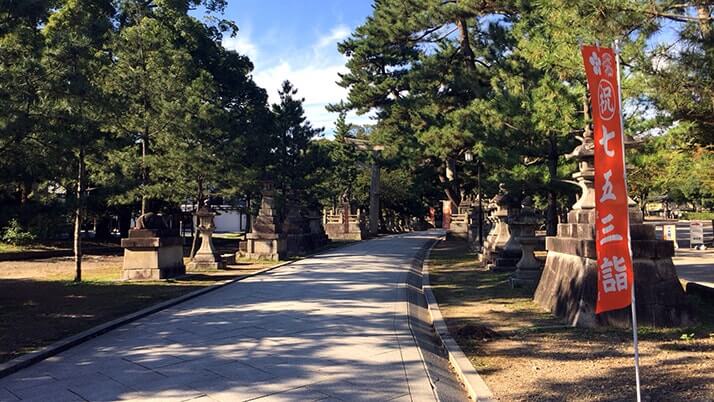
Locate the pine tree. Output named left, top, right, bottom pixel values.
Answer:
left=271, top=81, right=324, bottom=203
left=0, top=2, right=54, bottom=220
left=42, top=0, right=114, bottom=281
left=640, top=3, right=713, bottom=146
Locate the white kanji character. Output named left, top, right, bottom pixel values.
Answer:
left=600, top=170, right=616, bottom=203
left=600, top=214, right=623, bottom=245
left=601, top=256, right=627, bottom=292
left=598, top=82, right=616, bottom=121
left=600, top=259, right=617, bottom=293
left=589, top=52, right=602, bottom=76
left=599, top=125, right=616, bottom=157
left=602, top=53, right=614, bottom=77
left=615, top=271, right=628, bottom=291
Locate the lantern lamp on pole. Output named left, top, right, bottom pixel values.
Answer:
left=464, top=150, right=483, bottom=247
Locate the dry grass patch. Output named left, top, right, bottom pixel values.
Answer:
left=428, top=239, right=714, bottom=402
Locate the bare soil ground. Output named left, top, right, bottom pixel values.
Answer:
left=0, top=254, right=274, bottom=363
left=428, top=239, right=714, bottom=402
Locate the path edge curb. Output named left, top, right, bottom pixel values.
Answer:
left=0, top=241, right=359, bottom=379
left=423, top=237, right=495, bottom=402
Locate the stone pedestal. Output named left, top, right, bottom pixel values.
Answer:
left=242, top=182, right=287, bottom=261
left=187, top=207, right=225, bottom=271
left=533, top=135, right=690, bottom=327
left=121, top=228, right=184, bottom=280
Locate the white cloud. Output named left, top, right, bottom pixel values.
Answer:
left=254, top=62, right=345, bottom=107
left=315, top=25, right=351, bottom=49
left=251, top=25, right=374, bottom=133
left=222, top=32, right=259, bottom=62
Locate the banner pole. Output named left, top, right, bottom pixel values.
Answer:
left=631, top=287, right=642, bottom=402
left=614, top=39, right=642, bottom=402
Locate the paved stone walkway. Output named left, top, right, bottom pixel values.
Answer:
left=674, top=249, right=714, bottom=289
left=0, top=231, right=467, bottom=402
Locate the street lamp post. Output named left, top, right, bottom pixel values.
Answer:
left=465, top=151, right=484, bottom=248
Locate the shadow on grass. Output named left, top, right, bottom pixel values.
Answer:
left=0, top=279, right=204, bottom=364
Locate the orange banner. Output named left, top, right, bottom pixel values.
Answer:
left=581, top=45, right=634, bottom=314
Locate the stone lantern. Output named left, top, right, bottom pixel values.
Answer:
left=533, top=126, right=690, bottom=327
left=510, top=197, right=544, bottom=287
left=187, top=206, right=225, bottom=271
left=487, top=184, right=522, bottom=271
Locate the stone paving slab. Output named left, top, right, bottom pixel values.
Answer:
left=674, top=249, right=714, bottom=288
left=0, top=231, right=467, bottom=401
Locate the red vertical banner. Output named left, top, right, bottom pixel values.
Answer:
left=581, top=45, right=634, bottom=314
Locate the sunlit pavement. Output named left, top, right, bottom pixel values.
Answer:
left=0, top=231, right=460, bottom=402
left=674, top=249, right=714, bottom=289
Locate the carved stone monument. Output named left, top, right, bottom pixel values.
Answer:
left=187, top=207, right=225, bottom=271
left=510, top=197, right=544, bottom=287
left=534, top=133, right=690, bottom=327
left=121, top=212, right=184, bottom=280
left=242, top=182, right=287, bottom=261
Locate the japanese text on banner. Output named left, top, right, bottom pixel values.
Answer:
left=581, top=45, right=634, bottom=314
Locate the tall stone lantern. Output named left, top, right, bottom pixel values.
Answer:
left=187, top=206, right=225, bottom=271
left=534, top=124, right=690, bottom=327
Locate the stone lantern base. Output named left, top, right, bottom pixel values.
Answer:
left=186, top=208, right=225, bottom=272
left=187, top=254, right=225, bottom=271
left=510, top=236, right=542, bottom=287
left=534, top=209, right=691, bottom=327
left=244, top=233, right=287, bottom=261
left=245, top=233, right=288, bottom=261
left=121, top=230, right=185, bottom=280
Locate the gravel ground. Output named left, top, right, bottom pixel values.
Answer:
left=427, top=239, right=714, bottom=402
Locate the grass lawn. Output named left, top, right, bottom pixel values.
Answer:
left=0, top=243, right=25, bottom=253
left=0, top=254, right=275, bottom=364
left=0, top=240, right=123, bottom=255
left=0, top=242, right=64, bottom=253
left=427, top=239, right=714, bottom=402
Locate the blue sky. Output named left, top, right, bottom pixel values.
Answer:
left=213, top=2, right=686, bottom=134
left=216, top=0, right=375, bottom=133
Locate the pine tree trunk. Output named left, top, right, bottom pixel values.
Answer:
left=246, top=194, right=252, bottom=233
left=697, top=5, right=711, bottom=35
left=141, top=133, right=149, bottom=215
left=189, top=179, right=204, bottom=258
left=118, top=207, right=131, bottom=239
left=456, top=18, right=476, bottom=69
left=73, top=148, right=85, bottom=282
left=440, top=158, right=461, bottom=206
left=546, top=134, right=558, bottom=236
